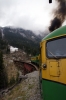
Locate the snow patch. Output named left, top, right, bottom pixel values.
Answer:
left=31, top=36, right=35, bottom=39
left=20, top=33, right=26, bottom=37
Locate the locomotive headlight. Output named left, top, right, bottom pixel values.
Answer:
left=43, top=64, right=47, bottom=69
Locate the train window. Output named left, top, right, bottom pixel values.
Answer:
left=46, top=37, right=66, bottom=58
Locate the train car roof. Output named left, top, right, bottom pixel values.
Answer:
left=42, top=25, right=66, bottom=41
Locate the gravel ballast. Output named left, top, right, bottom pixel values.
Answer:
left=1, top=71, right=42, bottom=100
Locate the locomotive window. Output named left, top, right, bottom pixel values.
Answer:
left=46, top=37, right=66, bottom=58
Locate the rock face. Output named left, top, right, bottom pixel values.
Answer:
left=3, top=49, right=30, bottom=85
left=2, top=71, right=42, bottom=100
left=3, top=54, right=19, bottom=84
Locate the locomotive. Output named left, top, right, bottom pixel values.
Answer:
left=40, top=25, right=66, bottom=100
left=31, top=55, right=40, bottom=67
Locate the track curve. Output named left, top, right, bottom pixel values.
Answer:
left=14, top=60, right=38, bottom=75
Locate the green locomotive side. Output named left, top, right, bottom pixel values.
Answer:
left=42, top=79, right=66, bottom=100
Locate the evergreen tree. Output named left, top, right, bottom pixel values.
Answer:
left=0, top=51, right=8, bottom=89
left=6, top=45, right=10, bottom=53
left=0, top=51, right=3, bottom=69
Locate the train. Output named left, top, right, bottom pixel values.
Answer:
left=31, top=25, right=66, bottom=100
left=31, top=55, right=40, bottom=67
left=40, top=25, right=66, bottom=100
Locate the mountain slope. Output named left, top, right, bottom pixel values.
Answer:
left=2, top=27, right=41, bottom=55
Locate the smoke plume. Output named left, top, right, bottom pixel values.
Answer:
left=49, top=0, right=66, bottom=32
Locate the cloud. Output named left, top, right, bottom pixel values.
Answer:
left=0, top=0, right=65, bottom=32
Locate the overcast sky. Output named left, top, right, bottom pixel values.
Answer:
left=0, top=0, right=66, bottom=33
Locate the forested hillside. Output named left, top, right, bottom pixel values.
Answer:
left=3, top=27, right=42, bottom=55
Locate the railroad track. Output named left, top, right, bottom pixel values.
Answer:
left=14, top=60, right=38, bottom=75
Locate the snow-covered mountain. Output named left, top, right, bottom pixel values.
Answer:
left=3, top=27, right=43, bottom=41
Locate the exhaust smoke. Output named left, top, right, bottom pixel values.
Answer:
left=49, top=0, right=66, bottom=32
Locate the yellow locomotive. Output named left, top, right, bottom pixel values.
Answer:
left=31, top=55, right=40, bottom=67
left=40, top=25, right=66, bottom=100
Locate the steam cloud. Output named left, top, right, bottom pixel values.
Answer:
left=49, top=0, right=66, bottom=32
